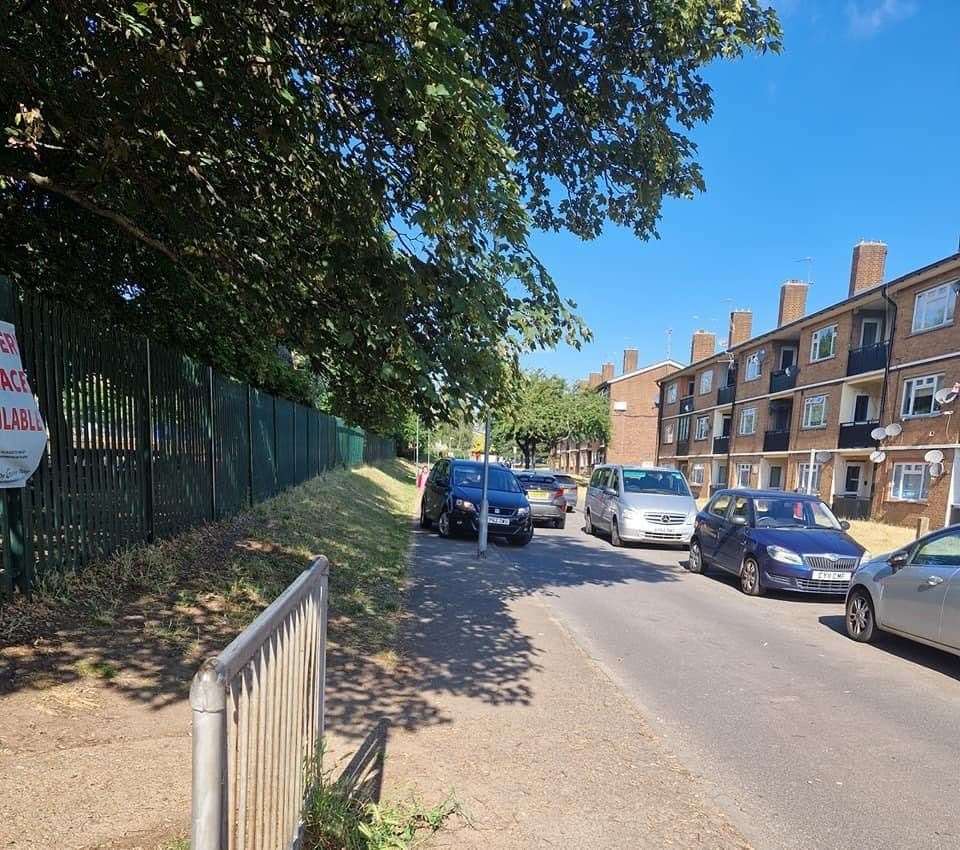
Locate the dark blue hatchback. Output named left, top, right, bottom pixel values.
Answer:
left=689, top=489, right=866, bottom=596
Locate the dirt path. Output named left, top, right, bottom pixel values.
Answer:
left=324, top=523, right=752, bottom=849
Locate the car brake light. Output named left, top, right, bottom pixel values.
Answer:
left=554, top=489, right=564, bottom=499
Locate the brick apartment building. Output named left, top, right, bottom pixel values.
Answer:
left=656, top=242, right=960, bottom=530
left=551, top=352, right=682, bottom=474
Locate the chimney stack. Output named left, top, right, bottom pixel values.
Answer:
left=728, top=309, right=753, bottom=349
left=690, top=330, right=716, bottom=363
left=849, top=240, right=887, bottom=296
left=587, top=372, right=602, bottom=389
left=622, top=348, right=639, bottom=374
left=778, top=280, right=809, bottom=326
left=601, top=362, right=615, bottom=382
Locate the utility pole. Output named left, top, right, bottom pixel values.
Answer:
left=415, top=417, right=420, bottom=466
left=477, top=414, right=491, bottom=558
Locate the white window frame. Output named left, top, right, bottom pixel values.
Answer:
left=738, top=406, right=757, bottom=436
left=695, top=415, right=710, bottom=441
left=901, top=373, right=944, bottom=418
left=797, top=463, right=822, bottom=493
left=745, top=352, right=762, bottom=381
left=889, top=462, right=930, bottom=503
left=666, top=382, right=678, bottom=404
left=663, top=422, right=675, bottom=444
left=801, top=394, right=828, bottom=429
left=912, top=282, right=957, bottom=333
left=677, top=416, right=690, bottom=441
left=736, top=463, right=752, bottom=487
left=699, top=369, right=713, bottom=395
left=809, top=324, right=838, bottom=362
left=690, top=463, right=705, bottom=485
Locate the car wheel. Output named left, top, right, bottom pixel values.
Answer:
left=846, top=589, right=877, bottom=643
left=437, top=510, right=451, bottom=538
left=740, top=557, right=763, bottom=596
left=584, top=510, right=594, bottom=535
left=510, top=527, right=534, bottom=546
left=688, top=538, right=707, bottom=574
left=419, top=502, right=432, bottom=530
left=610, top=518, right=623, bottom=547
left=555, top=515, right=566, bottom=530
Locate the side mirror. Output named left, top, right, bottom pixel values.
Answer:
left=888, top=550, right=909, bottom=571
left=840, top=520, right=851, bottom=531
left=730, top=514, right=748, bottom=526
left=605, top=486, right=618, bottom=497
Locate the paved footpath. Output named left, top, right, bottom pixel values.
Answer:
left=326, top=520, right=752, bottom=849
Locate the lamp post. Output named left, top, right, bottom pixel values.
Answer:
left=477, top=414, right=491, bottom=558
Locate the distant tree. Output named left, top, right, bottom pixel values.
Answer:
left=1, top=2, right=780, bottom=427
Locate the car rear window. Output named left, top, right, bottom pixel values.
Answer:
left=553, top=475, right=576, bottom=486
left=521, top=476, right=557, bottom=488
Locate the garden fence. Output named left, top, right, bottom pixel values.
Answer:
left=0, top=278, right=394, bottom=597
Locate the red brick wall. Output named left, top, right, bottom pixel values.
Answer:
left=609, top=363, right=679, bottom=464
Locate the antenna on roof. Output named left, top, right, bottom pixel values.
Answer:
left=666, top=328, right=672, bottom=359
left=795, top=257, right=814, bottom=284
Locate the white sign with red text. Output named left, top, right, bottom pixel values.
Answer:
left=0, top=320, right=46, bottom=487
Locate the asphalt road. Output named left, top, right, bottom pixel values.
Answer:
left=504, top=516, right=960, bottom=850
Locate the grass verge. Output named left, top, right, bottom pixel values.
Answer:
left=845, top=519, right=915, bottom=555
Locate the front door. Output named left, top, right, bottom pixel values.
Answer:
left=853, top=394, right=870, bottom=423
left=860, top=319, right=880, bottom=347
left=779, top=347, right=796, bottom=370
left=843, top=463, right=862, bottom=496
left=880, top=529, right=960, bottom=642
left=600, top=468, right=619, bottom=529
left=768, top=465, right=783, bottom=489
left=721, top=415, right=732, bottom=438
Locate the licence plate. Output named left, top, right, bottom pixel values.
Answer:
left=812, top=570, right=852, bottom=582
left=652, top=526, right=675, bottom=535
left=528, top=490, right=548, bottom=499
left=487, top=516, right=510, bottom=526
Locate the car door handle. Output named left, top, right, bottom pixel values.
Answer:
left=927, top=575, right=944, bottom=586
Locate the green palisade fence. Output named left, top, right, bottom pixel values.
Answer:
left=0, top=279, right=394, bottom=598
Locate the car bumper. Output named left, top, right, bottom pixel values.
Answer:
left=562, top=494, right=577, bottom=510
left=450, top=508, right=532, bottom=537
left=529, top=502, right=565, bottom=522
left=761, top=563, right=853, bottom=594
left=619, top=520, right=694, bottom=545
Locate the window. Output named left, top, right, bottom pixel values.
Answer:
left=912, top=529, right=960, bottom=567
left=901, top=374, right=944, bottom=418
left=715, top=463, right=728, bottom=485
left=810, top=324, right=837, bottom=362
left=589, top=467, right=607, bottom=488
left=802, top=394, right=828, bottom=428
left=709, top=493, right=732, bottom=517
left=622, top=469, right=690, bottom=496
left=738, top=407, right=757, bottom=435
left=686, top=378, right=695, bottom=398
left=731, top=494, right=751, bottom=521
left=677, top=416, right=690, bottom=441
left=699, top=370, right=713, bottom=395
left=690, top=464, right=705, bottom=485
left=695, top=415, right=710, bottom=441
left=745, top=352, right=762, bottom=381
left=797, top=463, right=821, bottom=493
left=890, top=462, right=930, bottom=502
left=768, top=465, right=783, bottom=489
left=736, top=463, right=751, bottom=487
left=912, top=282, right=957, bottom=332
left=663, top=422, right=675, bottom=444
left=666, top=383, right=678, bottom=404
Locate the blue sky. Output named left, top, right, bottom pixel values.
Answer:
left=522, top=0, right=960, bottom=381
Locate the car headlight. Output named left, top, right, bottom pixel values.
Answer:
left=857, top=551, right=872, bottom=569
left=623, top=509, right=644, bottom=522
left=517, top=506, right=530, bottom=516
left=454, top=498, right=476, bottom=512
left=767, top=545, right=804, bottom=565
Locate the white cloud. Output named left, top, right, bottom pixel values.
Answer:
left=846, top=0, right=916, bottom=37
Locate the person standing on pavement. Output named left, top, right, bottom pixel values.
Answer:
left=416, top=463, right=429, bottom=494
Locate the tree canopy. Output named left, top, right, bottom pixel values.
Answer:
left=493, top=370, right=609, bottom=467
left=1, top=1, right=780, bottom=428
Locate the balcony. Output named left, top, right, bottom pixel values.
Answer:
left=717, top=384, right=735, bottom=405
left=769, top=366, right=799, bottom=394
left=832, top=496, right=872, bottom=520
left=838, top=420, right=880, bottom=449
left=712, top=435, right=729, bottom=454
left=679, top=395, right=695, bottom=414
left=675, top=438, right=690, bottom=456
left=763, top=429, right=791, bottom=452
left=847, top=341, right=888, bottom=376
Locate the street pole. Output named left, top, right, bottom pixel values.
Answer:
left=808, top=447, right=816, bottom=494
left=415, top=417, right=420, bottom=466
left=478, top=414, right=491, bottom=558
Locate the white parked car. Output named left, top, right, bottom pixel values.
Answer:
left=845, top=523, right=960, bottom=655
left=584, top=465, right=697, bottom=547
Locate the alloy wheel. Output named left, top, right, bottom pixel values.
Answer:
left=438, top=511, right=450, bottom=537
left=740, top=559, right=760, bottom=595
left=689, top=541, right=702, bottom=573
left=611, top=519, right=622, bottom=547
left=847, top=593, right=874, bottom=641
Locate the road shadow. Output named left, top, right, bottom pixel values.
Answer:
left=818, top=614, right=960, bottom=681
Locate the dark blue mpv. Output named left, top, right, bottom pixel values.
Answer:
left=689, top=489, right=866, bottom=596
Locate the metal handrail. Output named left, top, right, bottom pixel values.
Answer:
left=191, top=556, right=330, bottom=850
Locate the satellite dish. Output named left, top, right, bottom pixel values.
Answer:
left=869, top=450, right=886, bottom=464
left=870, top=426, right=887, bottom=441
left=934, top=384, right=959, bottom=405
left=815, top=451, right=832, bottom=463
left=929, top=462, right=945, bottom=478
left=884, top=422, right=902, bottom=438
left=756, top=349, right=767, bottom=362
left=924, top=449, right=944, bottom=463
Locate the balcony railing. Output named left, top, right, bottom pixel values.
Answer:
left=838, top=420, right=880, bottom=449
left=769, top=366, right=799, bottom=393
left=763, top=429, right=791, bottom=452
left=679, top=395, right=695, bottom=414
left=675, top=438, right=689, bottom=456
left=847, top=341, right=888, bottom=376
left=712, top=435, right=729, bottom=454
left=717, top=385, right=735, bottom=405
left=832, top=496, right=872, bottom=520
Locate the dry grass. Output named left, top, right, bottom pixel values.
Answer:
left=844, top=519, right=916, bottom=555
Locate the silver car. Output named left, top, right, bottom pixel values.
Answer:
left=551, top=473, right=579, bottom=512
left=514, top=472, right=567, bottom=529
left=845, top=524, right=960, bottom=655
left=584, top=465, right=697, bottom=547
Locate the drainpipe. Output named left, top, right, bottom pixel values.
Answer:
left=655, top=382, right=665, bottom=465
left=726, top=358, right=738, bottom=488
left=871, top=284, right=899, bottom=510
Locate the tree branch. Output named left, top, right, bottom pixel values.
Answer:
left=2, top=170, right=180, bottom=264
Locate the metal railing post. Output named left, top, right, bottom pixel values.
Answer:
left=191, top=660, right=227, bottom=850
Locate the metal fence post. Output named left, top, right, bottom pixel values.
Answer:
left=246, top=385, right=254, bottom=507
left=191, top=659, right=227, bottom=850
left=208, top=366, right=216, bottom=520
left=143, top=338, right=155, bottom=542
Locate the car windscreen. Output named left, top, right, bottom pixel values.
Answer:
left=622, top=469, right=690, bottom=496
left=452, top=466, right=521, bottom=493
left=753, top=497, right=841, bottom=530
